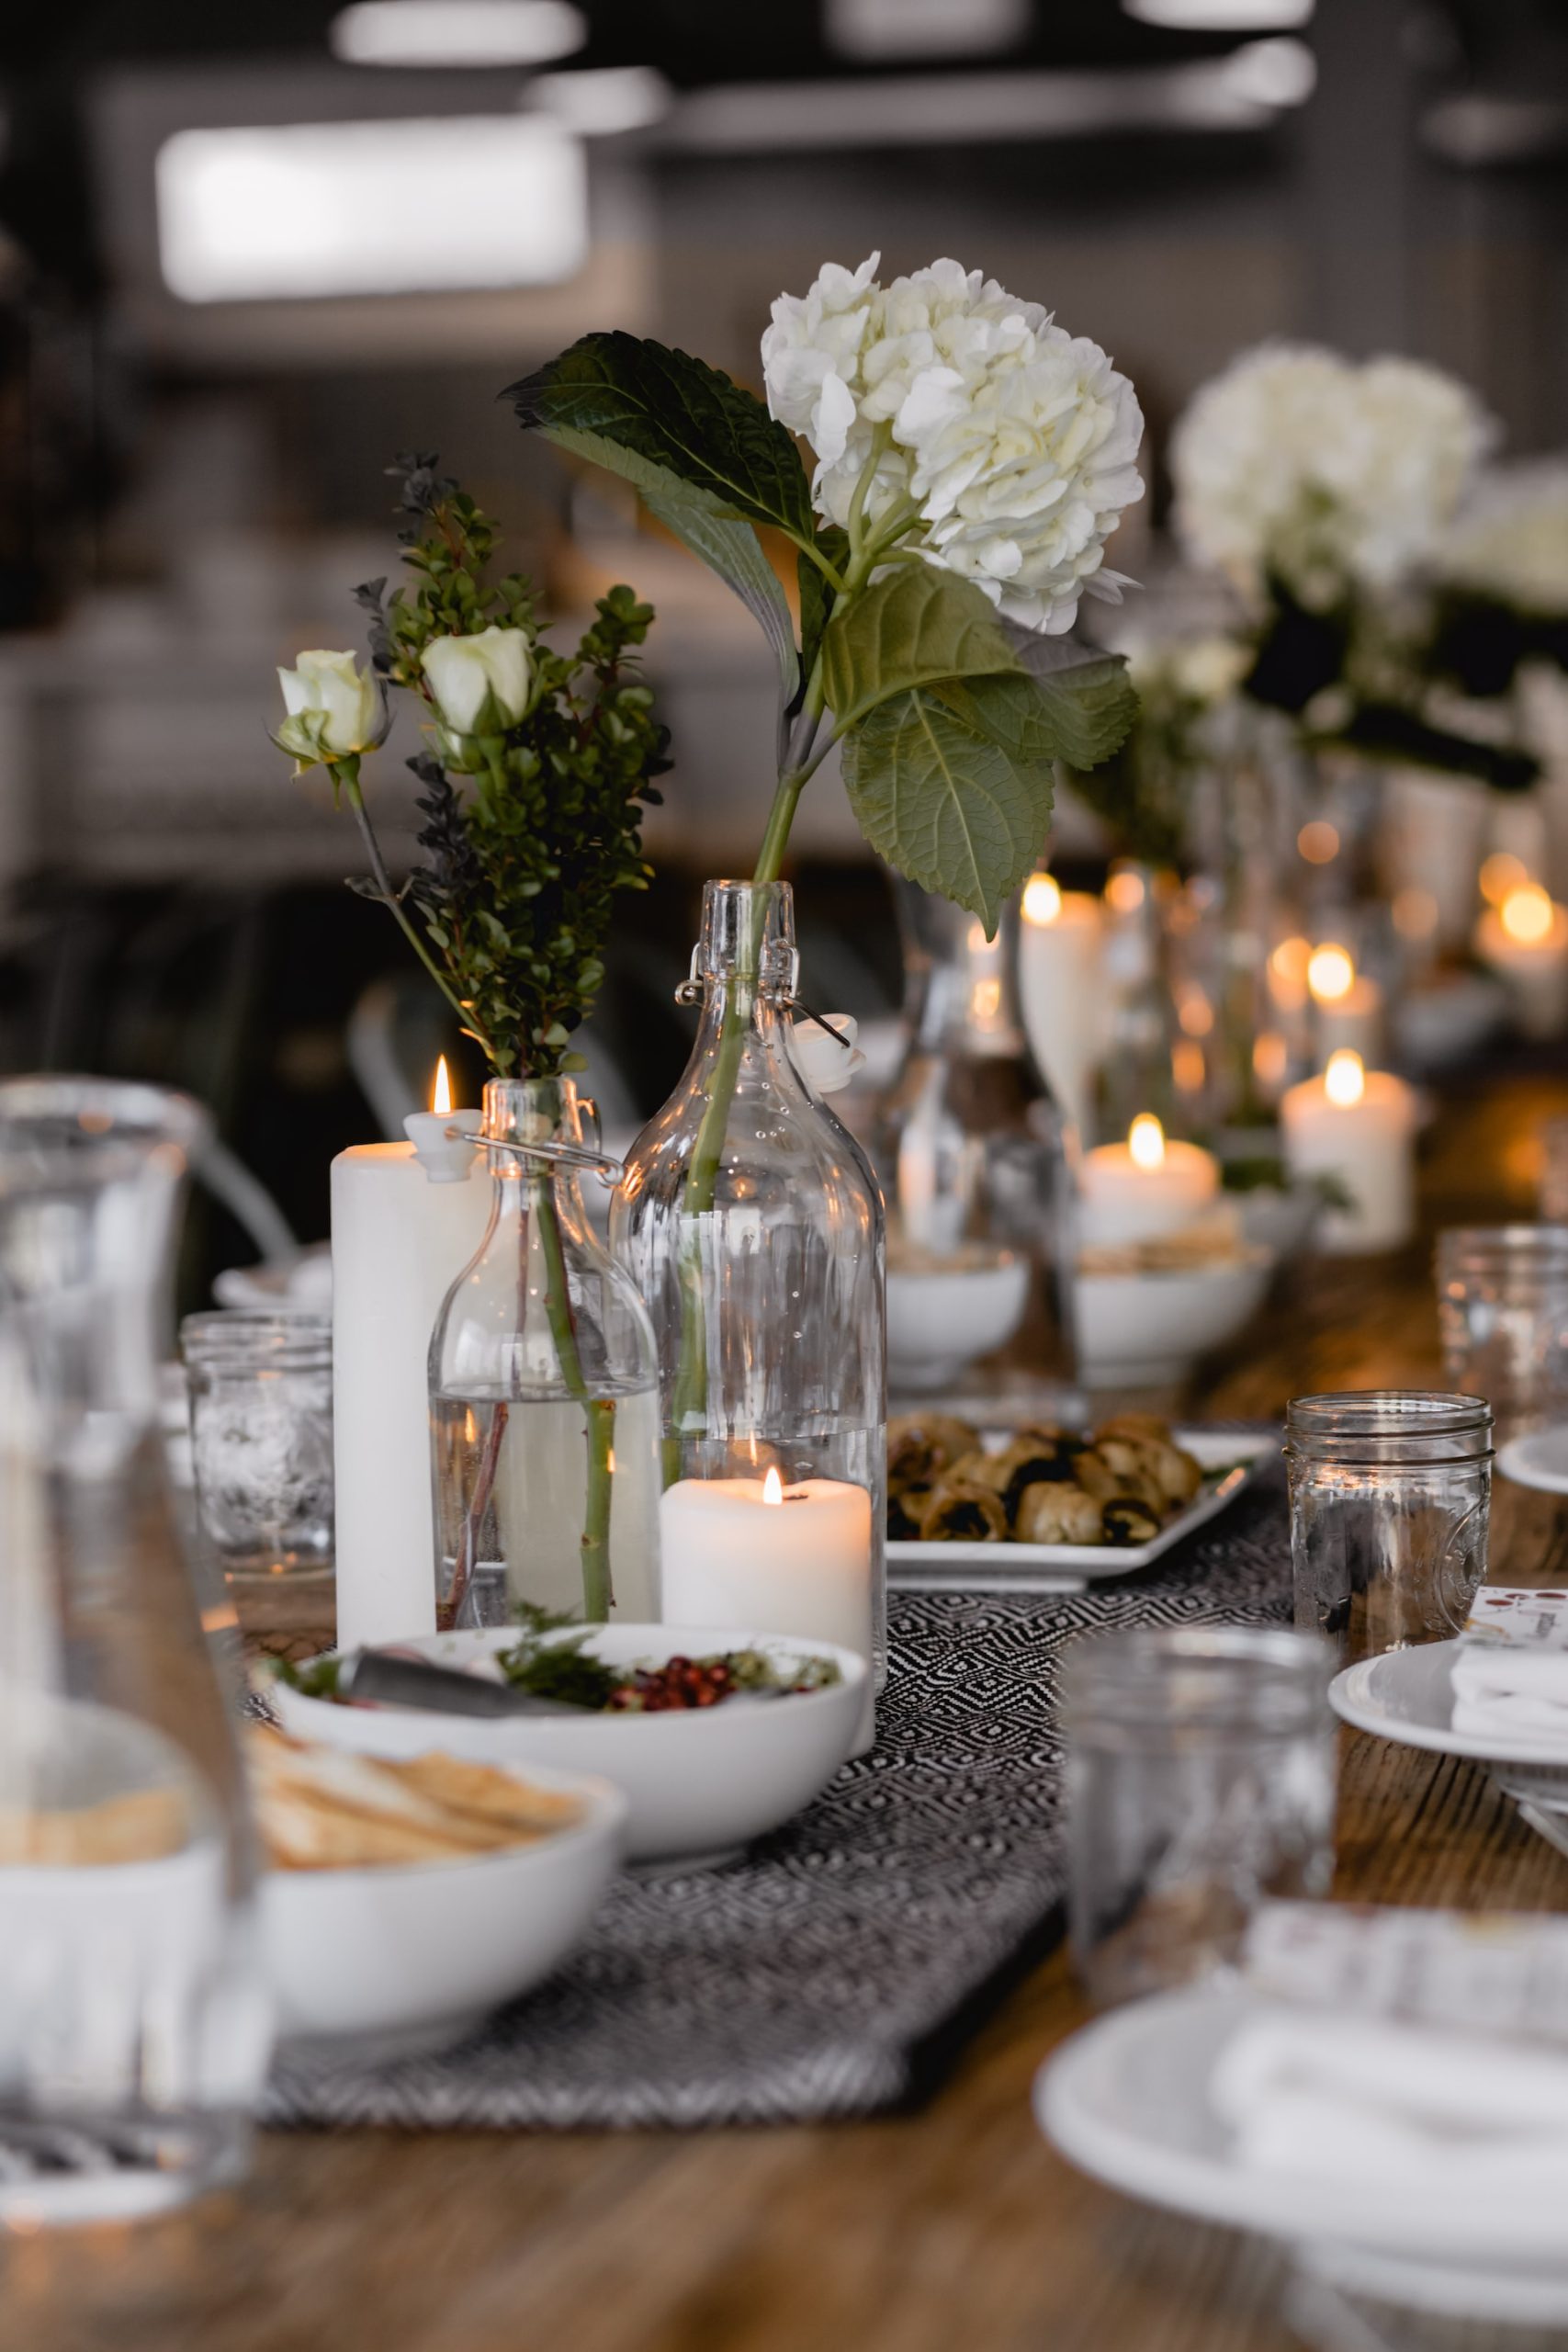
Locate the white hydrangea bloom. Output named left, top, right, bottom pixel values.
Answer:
left=1438, top=460, right=1568, bottom=613
left=1171, top=344, right=1496, bottom=607
left=761, top=254, right=1145, bottom=636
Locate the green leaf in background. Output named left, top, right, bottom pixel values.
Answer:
left=640, top=482, right=798, bottom=698
left=934, top=641, right=1139, bottom=773
left=506, top=334, right=816, bottom=544
left=821, top=568, right=1022, bottom=732
left=840, top=687, right=1054, bottom=933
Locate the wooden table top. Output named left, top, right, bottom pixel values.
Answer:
left=11, top=1070, right=1568, bottom=2352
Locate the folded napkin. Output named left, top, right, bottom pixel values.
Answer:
left=1211, top=2007, right=1568, bottom=2197
left=1450, top=1589, right=1568, bottom=1747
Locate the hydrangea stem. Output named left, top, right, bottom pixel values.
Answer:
left=534, top=1170, right=615, bottom=1622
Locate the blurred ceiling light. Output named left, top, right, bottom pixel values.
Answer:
left=1217, top=35, right=1316, bottom=106
left=1123, top=0, right=1312, bottom=27
left=525, top=66, right=672, bottom=133
left=156, top=116, right=586, bottom=303
left=825, top=0, right=1029, bottom=62
left=330, top=0, right=586, bottom=68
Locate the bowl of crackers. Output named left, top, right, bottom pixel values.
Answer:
left=251, top=1728, right=625, bottom=2056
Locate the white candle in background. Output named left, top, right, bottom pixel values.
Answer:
left=1017, top=874, right=1102, bottom=1137
left=331, top=1073, right=491, bottom=1649
left=1281, top=1049, right=1416, bottom=1254
left=1308, top=943, right=1385, bottom=1069
left=1476, top=886, right=1568, bottom=1040
left=1078, top=1114, right=1219, bottom=1246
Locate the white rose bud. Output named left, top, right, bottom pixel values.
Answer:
left=422, top=626, right=533, bottom=737
left=275, top=650, right=384, bottom=768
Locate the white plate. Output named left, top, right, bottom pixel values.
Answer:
left=1037, top=1984, right=1568, bottom=2273
left=262, top=1761, right=625, bottom=2058
left=1329, top=1638, right=1568, bottom=1770
left=273, top=1624, right=867, bottom=1868
left=888, top=1429, right=1272, bottom=1590
left=1499, top=1422, right=1568, bottom=1494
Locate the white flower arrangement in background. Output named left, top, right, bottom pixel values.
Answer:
left=1171, top=343, right=1497, bottom=611
left=1438, top=460, right=1568, bottom=616
left=761, top=253, right=1145, bottom=637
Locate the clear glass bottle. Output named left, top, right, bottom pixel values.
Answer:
left=0, top=1076, right=273, bottom=2224
left=1094, top=860, right=1183, bottom=1143
left=429, top=1074, right=661, bottom=1631
left=873, top=879, right=1073, bottom=1396
left=1286, top=1390, right=1494, bottom=1665
left=610, top=880, right=886, bottom=1698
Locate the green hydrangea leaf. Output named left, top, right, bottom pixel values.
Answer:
left=932, top=640, right=1139, bottom=772
left=840, top=686, right=1054, bottom=934
left=506, top=334, right=815, bottom=542
left=822, top=568, right=1022, bottom=733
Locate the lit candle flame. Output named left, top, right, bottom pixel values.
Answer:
left=1307, top=944, right=1355, bottom=1004
left=761, top=1466, right=784, bottom=1507
left=431, top=1056, right=453, bottom=1117
left=1325, top=1048, right=1366, bottom=1107
left=1501, top=884, right=1555, bottom=946
left=1128, top=1113, right=1166, bottom=1170
left=1021, top=873, right=1062, bottom=927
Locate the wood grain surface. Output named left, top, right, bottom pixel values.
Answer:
left=10, top=1071, right=1568, bottom=2352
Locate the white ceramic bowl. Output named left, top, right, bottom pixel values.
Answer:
left=886, top=1254, right=1030, bottom=1391
left=261, top=1759, right=624, bottom=2058
left=1074, top=1250, right=1272, bottom=1387
left=272, top=1625, right=867, bottom=1868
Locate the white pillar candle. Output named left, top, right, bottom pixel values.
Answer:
left=1476, top=888, right=1568, bottom=1040
left=331, top=1136, right=491, bottom=1648
left=1078, top=1114, right=1219, bottom=1246
left=660, top=1473, right=874, bottom=1658
left=1281, top=1049, right=1416, bottom=1255
left=1017, top=875, right=1103, bottom=1138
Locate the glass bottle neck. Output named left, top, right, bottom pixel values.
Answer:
left=897, top=883, right=1026, bottom=1058
left=686, top=876, right=798, bottom=1038
left=479, top=1075, right=595, bottom=1236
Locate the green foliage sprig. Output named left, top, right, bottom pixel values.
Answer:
left=289, top=456, right=670, bottom=1076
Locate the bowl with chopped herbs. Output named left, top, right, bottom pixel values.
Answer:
left=268, top=1617, right=867, bottom=1868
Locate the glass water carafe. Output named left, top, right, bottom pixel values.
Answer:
left=609, top=880, right=886, bottom=1703
left=873, top=880, right=1074, bottom=1396
left=429, top=1075, right=662, bottom=1631
left=0, top=1077, right=272, bottom=2226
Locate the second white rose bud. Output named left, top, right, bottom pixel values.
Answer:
left=422, top=625, right=533, bottom=737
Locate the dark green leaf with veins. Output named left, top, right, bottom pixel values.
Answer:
left=934, top=641, right=1138, bottom=772
left=820, top=567, right=1022, bottom=732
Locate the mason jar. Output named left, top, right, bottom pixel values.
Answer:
left=182, top=1309, right=334, bottom=1584
left=1286, top=1390, right=1493, bottom=1666
left=1062, top=1624, right=1336, bottom=2009
left=1435, top=1225, right=1568, bottom=1435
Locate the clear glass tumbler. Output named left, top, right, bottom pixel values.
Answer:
left=1063, top=1625, right=1336, bottom=2009
left=182, top=1311, right=334, bottom=1585
left=1287, top=1391, right=1493, bottom=1665
left=1435, top=1225, right=1568, bottom=1434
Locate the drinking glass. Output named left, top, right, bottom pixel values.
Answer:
left=1062, top=1625, right=1336, bottom=2008
left=0, top=1077, right=271, bottom=2224
left=182, top=1311, right=333, bottom=1585
left=1287, top=1391, right=1493, bottom=1665
left=1435, top=1226, right=1568, bottom=1433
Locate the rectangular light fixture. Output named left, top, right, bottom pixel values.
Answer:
left=331, top=0, right=586, bottom=68
left=825, top=0, right=1029, bottom=61
left=155, top=114, right=586, bottom=303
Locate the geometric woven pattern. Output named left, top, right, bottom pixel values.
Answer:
left=262, top=1464, right=1292, bottom=2132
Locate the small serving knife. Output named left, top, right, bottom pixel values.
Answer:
left=335, top=1649, right=589, bottom=1718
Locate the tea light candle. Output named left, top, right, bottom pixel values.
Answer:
left=332, top=1067, right=491, bottom=1649
left=1476, top=886, right=1568, bottom=1039
left=660, top=1468, right=875, bottom=1745
left=1018, top=873, right=1102, bottom=1137
left=1308, top=943, right=1385, bottom=1069
left=1281, top=1048, right=1416, bottom=1254
left=1079, top=1114, right=1219, bottom=1246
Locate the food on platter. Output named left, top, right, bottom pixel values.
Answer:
left=886, top=1412, right=1207, bottom=1549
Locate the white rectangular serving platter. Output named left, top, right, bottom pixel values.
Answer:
left=887, top=1428, right=1276, bottom=1595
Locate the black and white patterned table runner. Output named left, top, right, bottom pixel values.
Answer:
left=264, top=1464, right=1291, bottom=2132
